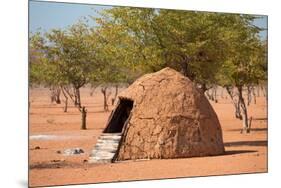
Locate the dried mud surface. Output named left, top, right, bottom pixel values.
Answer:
left=116, top=68, right=224, bottom=160
left=29, top=86, right=267, bottom=187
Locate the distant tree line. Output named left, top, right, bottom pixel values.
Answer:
left=29, top=7, right=267, bottom=132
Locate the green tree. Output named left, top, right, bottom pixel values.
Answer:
left=217, top=16, right=266, bottom=133
left=88, top=17, right=147, bottom=110
left=95, top=8, right=261, bottom=92
left=30, top=22, right=100, bottom=130
left=95, top=8, right=266, bottom=133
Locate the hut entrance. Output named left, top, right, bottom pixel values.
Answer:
left=103, top=98, right=133, bottom=133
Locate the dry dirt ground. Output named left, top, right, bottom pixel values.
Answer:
left=29, top=87, right=267, bottom=187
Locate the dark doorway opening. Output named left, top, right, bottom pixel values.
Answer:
left=103, top=98, right=134, bottom=133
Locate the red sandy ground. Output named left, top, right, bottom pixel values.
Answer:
left=29, top=87, right=267, bottom=187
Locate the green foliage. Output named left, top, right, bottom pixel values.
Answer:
left=216, top=16, right=267, bottom=87
left=30, top=22, right=100, bottom=88
left=45, top=22, right=98, bottom=88
left=30, top=7, right=267, bottom=93
left=29, top=7, right=267, bottom=132
left=95, top=8, right=266, bottom=88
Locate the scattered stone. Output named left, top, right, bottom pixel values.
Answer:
left=34, top=146, right=40, bottom=150
left=63, top=148, right=84, bottom=156
left=46, top=119, right=55, bottom=124
left=56, top=150, right=61, bottom=154
left=51, top=159, right=65, bottom=163
left=51, top=159, right=61, bottom=163
left=83, top=159, right=88, bottom=163
left=29, top=135, right=58, bottom=140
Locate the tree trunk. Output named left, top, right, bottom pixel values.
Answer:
left=101, top=87, right=109, bottom=111
left=73, top=87, right=78, bottom=106
left=90, top=85, right=99, bottom=97
left=61, top=87, right=68, bottom=112
left=74, top=88, right=81, bottom=108
left=178, top=55, right=195, bottom=80
left=261, top=85, right=266, bottom=97
left=235, top=100, right=242, bottom=120
left=226, top=86, right=242, bottom=119
left=77, top=88, right=81, bottom=108
left=50, top=88, right=56, bottom=103
left=247, top=85, right=251, bottom=106
left=213, top=86, right=218, bottom=103
left=180, top=60, right=189, bottom=77
left=50, top=86, right=61, bottom=104
left=74, top=98, right=78, bottom=106
left=62, top=86, right=86, bottom=130
left=237, top=86, right=250, bottom=133
left=64, top=97, right=68, bottom=112
left=56, top=88, right=61, bottom=104
left=80, top=106, right=87, bottom=130
left=252, top=86, right=256, bottom=104
left=112, top=85, right=119, bottom=105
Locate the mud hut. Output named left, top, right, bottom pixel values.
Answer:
left=90, top=67, right=225, bottom=163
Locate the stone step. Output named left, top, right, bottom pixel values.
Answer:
left=91, top=148, right=117, bottom=154
left=93, top=145, right=119, bottom=152
left=90, top=155, right=114, bottom=159
left=95, top=143, right=119, bottom=148
left=89, top=133, right=122, bottom=164
left=91, top=151, right=115, bottom=157
left=100, top=134, right=121, bottom=136
left=99, top=136, right=122, bottom=140
left=96, top=140, right=119, bottom=143
left=89, top=158, right=112, bottom=163
left=101, top=133, right=122, bottom=136
left=97, top=140, right=120, bottom=145
left=94, top=146, right=118, bottom=151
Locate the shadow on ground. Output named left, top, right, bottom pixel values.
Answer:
left=224, top=140, right=267, bottom=147
left=252, top=117, right=268, bottom=121
left=228, top=128, right=268, bottom=132
left=224, top=150, right=257, bottom=155
left=29, top=161, right=85, bottom=170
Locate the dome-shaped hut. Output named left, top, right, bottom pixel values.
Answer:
left=90, top=67, right=225, bottom=163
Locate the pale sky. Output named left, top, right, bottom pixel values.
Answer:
left=29, top=0, right=267, bottom=40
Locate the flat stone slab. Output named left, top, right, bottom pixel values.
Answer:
left=99, top=136, right=122, bottom=140
left=89, top=133, right=122, bottom=163
left=29, top=135, right=58, bottom=140
left=88, top=158, right=112, bottom=163
left=63, top=148, right=84, bottom=156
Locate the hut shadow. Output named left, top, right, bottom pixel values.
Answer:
left=252, top=117, right=268, bottom=121
left=224, top=150, right=257, bottom=156
left=224, top=140, right=267, bottom=147
left=228, top=128, right=268, bottom=132
left=29, top=161, right=84, bottom=170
